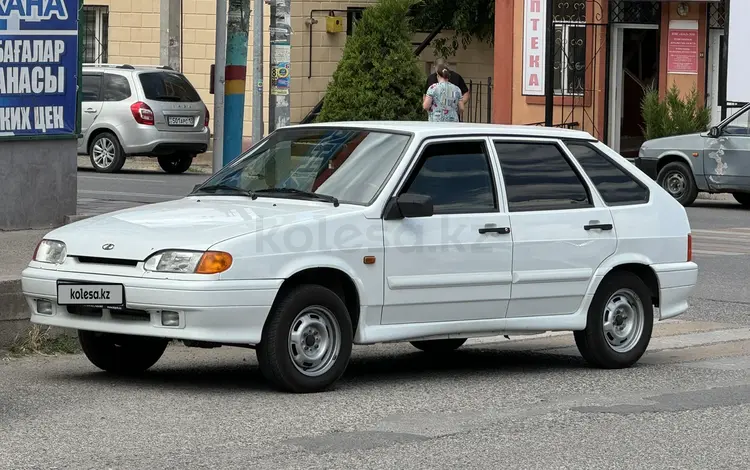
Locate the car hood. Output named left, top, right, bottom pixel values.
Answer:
left=640, top=132, right=706, bottom=151
left=46, top=197, right=357, bottom=260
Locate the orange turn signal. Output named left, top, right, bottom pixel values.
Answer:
left=195, top=251, right=233, bottom=274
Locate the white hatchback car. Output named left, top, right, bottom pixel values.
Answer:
left=22, top=122, right=698, bottom=393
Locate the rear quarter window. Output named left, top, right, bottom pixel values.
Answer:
left=138, top=72, right=202, bottom=102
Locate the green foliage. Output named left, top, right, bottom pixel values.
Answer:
left=316, top=0, right=426, bottom=122
left=641, top=83, right=711, bottom=140
left=408, top=0, right=494, bottom=58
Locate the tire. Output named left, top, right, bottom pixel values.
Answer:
left=158, top=155, right=193, bottom=174
left=89, top=132, right=126, bottom=173
left=257, top=284, right=353, bottom=393
left=732, top=192, right=750, bottom=208
left=410, top=338, right=467, bottom=353
left=78, top=330, right=169, bottom=375
left=574, top=271, right=654, bottom=369
left=656, top=161, right=698, bottom=206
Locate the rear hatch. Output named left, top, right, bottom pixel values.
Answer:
left=137, top=70, right=206, bottom=132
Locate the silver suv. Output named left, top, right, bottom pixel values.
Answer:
left=80, top=64, right=210, bottom=173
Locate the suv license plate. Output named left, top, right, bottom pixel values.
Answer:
left=168, top=116, right=194, bottom=126
left=57, top=283, right=124, bottom=306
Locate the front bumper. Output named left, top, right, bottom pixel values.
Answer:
left=652, top=262, right=699, bottom=320
left=633, top=156, right=658, bottom=180
left=21, top=267, right=282, bottom=345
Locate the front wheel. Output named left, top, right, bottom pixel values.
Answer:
left=656, top=161, right=698, bottom=206
left=157, top=155, right=193, bottom=174
left=732, top=192, right=750, bottom=208
left=574, top=271, right=654, bottom=369
left=410, top=338, right=467, bottom=353
left=78, top=331, right=169, bottom=375
left=257, top=285, right=353, bottom=393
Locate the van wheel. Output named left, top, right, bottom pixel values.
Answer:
left=78, top=330, right=169, bottom=375
left=158, top=154, right=193, bottom=174
left=656, top=161, right=698, bottom=206
left=732, top=192, right=750, bottom=208
left=257, top=285, right=353, bottom=393
left=410, top=338, right=467, bottom=352
left=90, top=132, right=126, bottom=173
left=574, top=271, right=653, bottom=369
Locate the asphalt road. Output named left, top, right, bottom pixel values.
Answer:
left=2, top=173, right=750, bottom=469
left=77, top=168, right=209, bottom=204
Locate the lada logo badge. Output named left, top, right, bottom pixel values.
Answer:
left=102, top=244, right=115, bottom=251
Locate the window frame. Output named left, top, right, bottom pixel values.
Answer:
left=562, top=139, right=651, bottom=207
left=490, top=137, right=596, bottom=213
left=384, top=136, right=504, bottom=217
left=82, top=5, right=109, bottom=64
left=81, top=72, right=103, bottom=102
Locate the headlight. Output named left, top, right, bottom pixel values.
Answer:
left=33, top=240, right=67, bottom=264
left=143, top=250, right=233, bottom=274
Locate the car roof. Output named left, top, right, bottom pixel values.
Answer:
left=82, top=64, right=179, bottom=74
left=282, top=121, right=597, bottom=141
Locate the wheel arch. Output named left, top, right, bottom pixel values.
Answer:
left=87, top=126, right=123, bottom=154
left=655, top=152, right=695, bottom=176
left=596, top=263, right=660, bottom=308
left=267, top=267, right=362, bottom=336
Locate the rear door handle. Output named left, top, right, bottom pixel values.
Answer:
left=584, top=223, right=613, bottom=231
left=478, top=226, right=511, bottom=234
left=84, top=108, right=97, bottom=113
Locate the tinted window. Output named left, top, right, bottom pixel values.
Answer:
left=494, top=142, right=591, bottom=212
left=403, top=141, right=497, bottom=214
left=81, top=74, right=101, bottom=101
left=102, top=74, right=131, bottom=101
left=565, top=142, right=649, bottom=205
left=139, top=71, right=201, bottom=102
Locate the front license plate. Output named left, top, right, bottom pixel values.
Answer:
left=167, top=116, right=194, bottom=126
left=57, top=283, right=124, bottom=306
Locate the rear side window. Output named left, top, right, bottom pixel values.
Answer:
left=81, top=74, right=101, bottom=101
left=138, top=72, right=201, bottom=102
left=403, top=141, right=498, bottom=214
left=102, top=74, right=131, bottom=101
left=565, top=142, right=649, bottom=205
left=494, top=141, right=592, bottom=212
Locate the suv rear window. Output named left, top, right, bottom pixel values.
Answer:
left=138, top=71, right=201, bottom=102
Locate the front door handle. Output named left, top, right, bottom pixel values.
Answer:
left=584, top=223, right=613, bottom=231
left=478, top=226, right=511, bottom=235
left=84, top=108, right=97, bottom=113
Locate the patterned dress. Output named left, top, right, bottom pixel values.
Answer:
left=426, top=81, right=462, bottom=122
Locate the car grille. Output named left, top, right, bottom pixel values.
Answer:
left=67, top=306, right=150, bottom=322
left=76, top=256, right=140, bottom=267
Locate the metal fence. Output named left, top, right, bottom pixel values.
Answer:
left=462, top=78, right=493, bottom=124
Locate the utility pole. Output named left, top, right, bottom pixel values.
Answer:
left=268, top=0, right=291, bottom=132
left=251, top=0, right=264, bottom=143
left=213, top=0, right=227, bottom=173
left=223, top=0, right=251, bottom=166
left=159, top=0, right=181, bottom=70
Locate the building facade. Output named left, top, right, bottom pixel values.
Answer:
left=81, top=0, right=495, bottom=139
left=493, top=0, right=730, bottom=157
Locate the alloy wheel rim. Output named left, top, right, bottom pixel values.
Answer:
left=93, top=138, right=116, bottom=168
left=602, top=288, right=645, bottom=353
left=288, top=306, right=341, bottom=377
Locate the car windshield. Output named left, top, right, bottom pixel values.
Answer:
left=195, top=127, right=412, bottom=205
left=138, top=71, right=202, bottom=102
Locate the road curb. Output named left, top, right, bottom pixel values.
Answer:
left=0, top=278, right=30, bottom=347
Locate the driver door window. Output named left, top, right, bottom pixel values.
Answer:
left=723, top=107, right=750, bottom=136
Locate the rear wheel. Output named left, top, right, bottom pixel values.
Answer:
left=89, top=132, right=126, bottom=173
left=656, top=161, right=698, bottom=206
left=78, top=330, right=169, bottom=375
left=732, top=192, right=750, bottom=207
left=410, top=338, right=467, bottom=353
left=574, top=271, right=654, bottom=369
left=158, top=154, right=193, bottom=174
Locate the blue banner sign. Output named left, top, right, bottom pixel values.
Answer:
left=0, top=0, right=79, bottom=137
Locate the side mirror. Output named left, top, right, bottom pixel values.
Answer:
left=708, top=126, right=721, bottom=138
left=384, top=193, right=434, bottom=219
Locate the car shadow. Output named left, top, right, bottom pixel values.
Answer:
left=77, top=166, right=167, bottom=176
left=690, top=200, right=745, bottom=210
left=49, top=347, right=596, bottom=394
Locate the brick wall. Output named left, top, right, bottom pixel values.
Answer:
left=84, top=0, right=161, bottom=65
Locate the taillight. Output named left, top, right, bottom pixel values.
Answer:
left=204, top=106, right=210, bottom=128
left=687, top=233, right=692, bottom=261
left=130, top=101, right=154, bottom=125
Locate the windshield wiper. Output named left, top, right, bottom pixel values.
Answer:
left=192, top=184, right=257, bottom=199
left=255, top=188, right=339, bottom=207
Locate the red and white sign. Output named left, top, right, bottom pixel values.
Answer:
left=667, top=20, right=699, bottom=75
left=522, top=0, right=546, bottom=95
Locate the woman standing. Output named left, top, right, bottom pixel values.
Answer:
left=423, top=65, right=464, bottom=122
